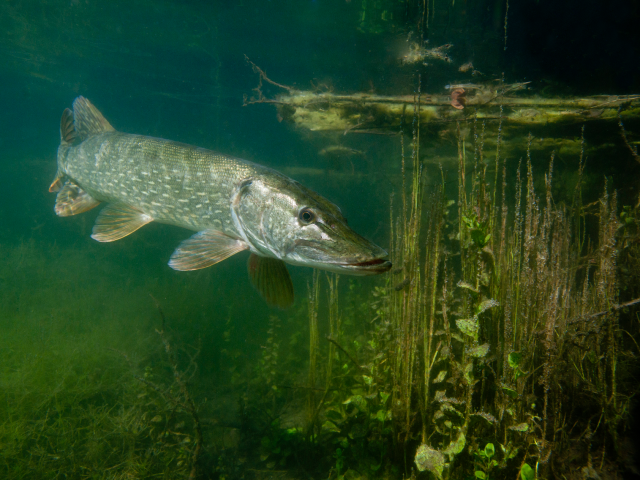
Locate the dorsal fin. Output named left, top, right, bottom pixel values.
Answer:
left=60, top=108, right=77, bottom=145
left=72, top=96, right=115, bottom=140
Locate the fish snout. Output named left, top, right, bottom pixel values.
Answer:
left=339, top=245, right=392, bottom=275
left=344, top=257, right=393, bottom=275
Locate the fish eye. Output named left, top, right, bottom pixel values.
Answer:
left=298, top=207, right=316, bottom=225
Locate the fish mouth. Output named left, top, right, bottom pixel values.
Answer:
left=340, top=257, right=393, bottom=275
left=289, top=239, right=392, bottom=275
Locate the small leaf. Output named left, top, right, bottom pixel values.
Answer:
left=476, top=299, right=499, bottom=315
left=440, top=403, right=464, bottom=417
left=414, top=444, right=445, bottom=479
left=457, top=281, right=479, bottom=293
left=451, top=333, right=466, bottom=343
left=475, top=472, right=486, bottom=480
left=508, top=422, right=529, bottom=432
left=471, top=229, right=488, bottom=247
left=508, top=352, right=522, bottom=369
left=501, top=385, right=518, bottom=398
left=467, top=343, right=490, bottom=358
left=520, top=463, right=535, bottom=480
left=484, top=443, right=495, bottom=458
left=433, top=370, right=448, bottom=383
left=443, top=431, right=466, bottom=458
left=434, top=390, right=447, bottom=402
left=322, top=421, right=341, bottom=433
left=362, top=375, right=373, bottom=386
left=472, top=411, right=497, bottom=424
left=505, top=445, right=520, bottom=460
left=374, top=410, right=387, bottom=422
left=456, top=318, right=479, bottom=340
left=150, top=415, right=162, bottom=423
left=464, top=362, right=475, bottom=385
left=343, top=395, right=367, bottom=411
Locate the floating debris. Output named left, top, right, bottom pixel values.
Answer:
left=318, top=145, right=365, bottom=158
left=450, top=88, right=466, bottom=110
left=402, top=42, right=453, bottom=65
left=458, top=61, right=474, bottom=73
left=394, top=278, right=411, bottom=291
left=458, top=61, right=483, bottom=76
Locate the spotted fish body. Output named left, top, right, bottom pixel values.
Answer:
left=51, top=97, right=391, bottom=307
left=61, top=132, right=275, bottom=235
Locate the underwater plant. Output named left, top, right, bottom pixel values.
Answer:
left=241, top=87, right=640, bottom=480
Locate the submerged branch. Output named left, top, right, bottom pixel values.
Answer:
left=114, top=296, right=206, bottom=480
left=244, top=61, right=640, bottom=132
left=243, top=55, right=295, bottom=106
left=151, top=299, right=204, bottom=480
left=567, top=297, right=640, bottom=325
left=326, top=336, right=366, bottom=374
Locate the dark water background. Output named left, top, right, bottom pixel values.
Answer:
left=1, top=0, right=639, bottom=477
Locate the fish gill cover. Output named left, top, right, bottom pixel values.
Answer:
left=0, top=0, right=639, bottom=479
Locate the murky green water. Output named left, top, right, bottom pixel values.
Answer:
left=1, top=1, right=639, bottom=479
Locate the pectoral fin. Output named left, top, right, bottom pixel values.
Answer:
left=247, top=253, right=294, bottom=309
left=55, top=180, right=101, bottom=216
left=49, top=177, right=63, bottom=193
left=169, top=230, right=248, bottom=271
left=91, top=203, right=153, bottom=242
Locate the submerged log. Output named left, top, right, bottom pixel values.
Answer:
left=269, top=88, right=640, bottom=133
left=242, top=60, right=640, bottom=134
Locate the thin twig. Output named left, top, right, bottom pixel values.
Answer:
left=567, top=297, right=640, bottom=325
left=243, top=55, right=295, bottom=106
left=618, top=106, right=640, bottom=165
left=325, top=336, right=366, bottom=373
left=150, top=298, right=204, bottom=480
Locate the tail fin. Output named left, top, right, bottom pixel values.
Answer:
left=50, top=108, right=76, bottom=192
left=60, top=108, right=77, bottom=145
left=50, top=97, right=115, bottom=193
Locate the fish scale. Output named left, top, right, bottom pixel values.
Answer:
left=65, top=132, right=266, bottom=234
left=51, top=96, right=391, bottom=307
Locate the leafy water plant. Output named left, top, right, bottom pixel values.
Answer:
left=241, top=85, right=637, bottom=480
left=473, top=443, right=497, bottom=479
left=519, top=463, right=535, bottom=480
left=303, top=91, right=640, bottom=479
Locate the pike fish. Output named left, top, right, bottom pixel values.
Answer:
left=50, top=97, right=391, bottom=307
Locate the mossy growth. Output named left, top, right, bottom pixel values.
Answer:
left=0, top=241, right=209, bottom=479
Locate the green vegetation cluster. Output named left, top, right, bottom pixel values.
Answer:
left=230, top=112, right=640, bottom=480
left=2, top=107, right=639, bottom=480
left=0, top=242, right=213, bottom=478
